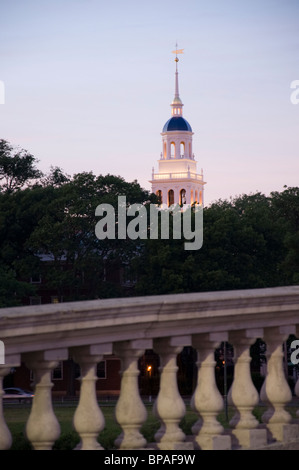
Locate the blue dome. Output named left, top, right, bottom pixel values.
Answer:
left=162, top=116, right=192, bottom=133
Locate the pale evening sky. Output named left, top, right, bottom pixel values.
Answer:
left=1, top=0, right=298, bottom=205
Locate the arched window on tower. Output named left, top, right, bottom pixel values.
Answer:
left=170, top=142, right=175, bottom=158
left=163, top=142, right=167, bottom=159
left=156, top=190, right=162, bottom=206
left=195, top=190, right=198, bottom=204
left=199, top=191, right=203, bottom=205
left=180, top=189, right=186, bottom=206
left=190, top=190, right=194, bottom=205
left=180, top=142, right=185, bottom=158
left=168, top=189, right=174, bottom=207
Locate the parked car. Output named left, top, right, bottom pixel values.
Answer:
left=3, top=387, right=34, bottom=403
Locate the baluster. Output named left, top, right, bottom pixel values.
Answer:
left=0, top=355, right=20, bottom=450
left=260, top=326, right=298, bottom=442
left=24, top=349, right=68, bottom=450
left=71, top=343, right=112, bottom=450
left=296, top=327, right=299, bottom=418
left=228, top=329, right=267, bottom=448
left=190, top=393, right=202, bottom=435
left=192, top=333, right=231, bottom=450
left=295, top=377, right=299, bottom=418
left=153, top=336, right=191, bottom=450
left=114, top=339, right=152, bottom=450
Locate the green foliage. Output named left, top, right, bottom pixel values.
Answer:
left=134, top=190, right=299, bottom=295
left=0, top=144, right=154, bottom=305
left=0, top=263, right=35, bottom=307
left=0, top=140, right=298, bottom=306
left=0, top=140, right=42, bottom=192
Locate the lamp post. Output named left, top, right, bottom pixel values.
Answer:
left=147, top=365, right=152, bottom=402
left=223, top=342, right=228, bottom=422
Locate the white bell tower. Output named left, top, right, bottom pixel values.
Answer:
left=150, top=47, right=206, bottom=208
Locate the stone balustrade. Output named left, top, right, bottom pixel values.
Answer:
left=1, top=285, right=299, bottom=451
left=152, top=172, right=203, bottom=181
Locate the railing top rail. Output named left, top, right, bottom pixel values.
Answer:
left=1, top=286, right=299, bottom=355
left=1, top=285, right=299, bottom=317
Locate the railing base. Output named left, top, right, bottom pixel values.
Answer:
left=147, top=441, right=194, bottom=451
left=195, top=434, right=232, bottom=450
left=231, top=428, right=267, bottom=449
left=266, top=423, right=299, bottom=443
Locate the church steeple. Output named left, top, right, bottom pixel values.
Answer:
left=150, top=46, right=206, bottom=208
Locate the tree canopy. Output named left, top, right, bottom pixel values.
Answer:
left=0, top=140, right=42, bottom=192
left=133, top=190, right=299, bottom=295
left=0, top=140, right=298, bottom=307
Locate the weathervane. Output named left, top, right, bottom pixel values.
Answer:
left=172, top=43, right=184, bottom=64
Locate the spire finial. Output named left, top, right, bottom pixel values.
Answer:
left=172, top=43, right=184, bottom=72
left=171, top=44, right=184, bottom=115
left=172, top=43, right=184, bottom=60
